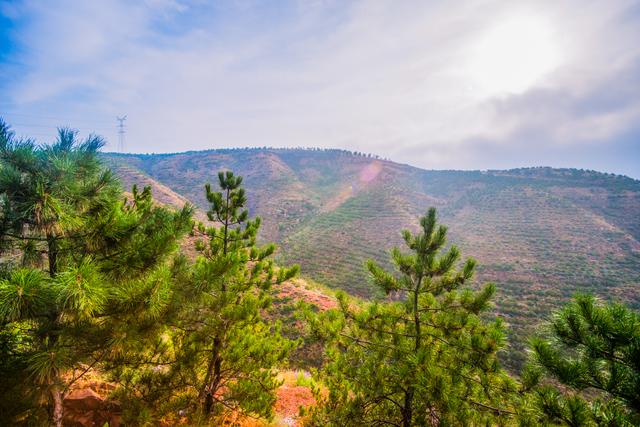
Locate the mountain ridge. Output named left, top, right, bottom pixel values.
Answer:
left=103, top=148, right=640, bottom=368
left=104, top=147, right=639, bottom=181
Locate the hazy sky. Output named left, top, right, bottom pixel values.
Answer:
left=1, top=0, right=639, bottom=177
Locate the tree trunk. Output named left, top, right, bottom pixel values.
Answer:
left=222, top=188, right=230, bottom=257
left=51, top=385, right=64, bottom=427
left=402, top=389, right=413, bottom=427
left=206, top=341, right=223, bottom=414
left=201, top=335, right=223, bottom=414
left=402, top=278, right=422, bottom=426
left=47, top=234, right=58, bottom=277
left=199, top=356, right=215, bottom=407
left=203, top=357, right=222, bottom=414
left=204, top=390, right=214, bottom=415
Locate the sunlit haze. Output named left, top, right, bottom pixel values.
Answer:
left=468, top=14, right=560, bottom=95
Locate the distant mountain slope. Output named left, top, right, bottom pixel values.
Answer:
left=103, top=149, right=640, bottom=367
left=108, top=162, right=208, bottom=223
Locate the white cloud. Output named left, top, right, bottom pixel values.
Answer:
left=2, top=0, right=639, bottom=176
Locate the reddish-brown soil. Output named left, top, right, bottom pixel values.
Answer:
left=275, top=384, right=315, bottom=426
left=278, top=279, right=337, bottom=311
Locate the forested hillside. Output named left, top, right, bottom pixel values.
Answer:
left=2, top=121, right=639, bottom=425
left=105, top=149, right=640, bottom=367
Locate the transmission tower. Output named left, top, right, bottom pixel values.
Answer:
left=116, top=115, right=127, bottom=152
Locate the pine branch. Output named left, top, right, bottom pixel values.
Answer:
left=468, top=399, right=516, bottom=416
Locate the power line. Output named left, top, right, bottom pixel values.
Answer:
left=0, top=112, right=114, bottom=124
left=6, top=122, right=115, bottom=132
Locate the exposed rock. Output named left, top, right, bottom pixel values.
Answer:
left=63, top=388, right=121, bottom=427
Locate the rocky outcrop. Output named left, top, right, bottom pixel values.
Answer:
left=63, top=387, right=121, bottom=427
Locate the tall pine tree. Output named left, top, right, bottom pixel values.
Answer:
left=113, top=171, right=299, bottom=423
left=0, top=120, right=192, bottom=426
left=305, top=208, right=517, bottom=426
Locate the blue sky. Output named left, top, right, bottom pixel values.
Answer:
left=1, top=0, right=639, bottom=178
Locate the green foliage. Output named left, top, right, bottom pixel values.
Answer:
left=0, top=268, right=52, bottom=321
left=0, top=119, right=192, bottom=426
left=304, top=208, right=517, bottom=426
left=112, top=171, right=299, bottom=424
left=525, top=294, right=640, bottom=426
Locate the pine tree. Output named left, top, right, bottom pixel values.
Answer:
left=525, top=294, right=640, bottom=426
left=0, top=120, right=192, bottom=426
left=118, top=171, right=299, bottom=423
left=304, top=208, right=517, bottom=426
left=194, top=171, right=299, bottom=419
